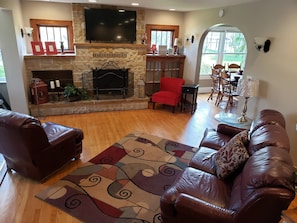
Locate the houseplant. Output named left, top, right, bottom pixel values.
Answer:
left=63, top=84, right=88, bottom=102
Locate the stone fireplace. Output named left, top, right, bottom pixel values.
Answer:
left=24, top=43, right=148, bottom=115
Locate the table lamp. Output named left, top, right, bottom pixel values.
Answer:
left=173, top=38, right=182, bottom=54
left=236, top=78, right=259, bottom=123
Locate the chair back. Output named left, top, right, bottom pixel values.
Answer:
left=160, top=77, right=185, bottom=95
left=210, top=69, right=221, bottom=92
left=0, top=109, right=49, bottom=160
left=228, top=63, right=241, bottom=73
left=213, top=64, right=225, bottom=71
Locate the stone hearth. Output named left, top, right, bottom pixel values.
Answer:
left=29, top=96, right=149, bottom=116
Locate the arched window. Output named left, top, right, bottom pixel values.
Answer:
left=200, top=25, right=247, bottom=76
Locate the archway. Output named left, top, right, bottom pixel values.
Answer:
left=197, top=24, right=247, bottom=93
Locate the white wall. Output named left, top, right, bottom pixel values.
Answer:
left=0, top=7, right=28, bottom=113
left=144, top=9, right=184, bottom=35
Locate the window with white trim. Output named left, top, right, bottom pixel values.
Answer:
left=200, top=26, right=247, bottom=76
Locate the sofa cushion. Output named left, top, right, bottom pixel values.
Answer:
left=248, top=124, right=290, bottom=155
left=214, top=130, right=249, bottom=180
left=199, top=128, right=232, bottom=150
left=240, top=146, right=295, bottom=202
left=189, top=146, right=217, bottom=175
left=249, top=109, right=286, bottom=135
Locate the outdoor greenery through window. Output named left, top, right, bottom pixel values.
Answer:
left=200, top=26, right=247, bottom=76
left=0, top=49, right=6, bottom=83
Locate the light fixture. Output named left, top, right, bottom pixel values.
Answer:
left=21, top=27, right=33, bottom=38
left=254, top=37, right=271, bottom=53
left=236, top=78, right=259, bottom=123
left=131, top=3, right=139, bottom=6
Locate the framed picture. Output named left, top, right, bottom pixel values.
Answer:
left=31, top=41, right=44, bottom=55
left=45, top=42, right=57, bottom=55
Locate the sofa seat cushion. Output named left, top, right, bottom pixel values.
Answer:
left=152, top=91, right=181, bottom=106
left=241, top=146, right=295, bottom=201
left=214, top=130, right=249, bottom=180
left=199, top=128, right=232, bottom=150
left=189, top=146, right=217, bottom=175
left=161, top=167, right=232, bottom=217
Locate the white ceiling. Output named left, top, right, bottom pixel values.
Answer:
left=23, top=0, right=264, bottom=12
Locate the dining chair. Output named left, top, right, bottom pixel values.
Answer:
left=217, top=70, right=239, bottom=112
left=213, top=64, right=225, bottom=71
left=228, top=63, right=241, bottom=74
left=207, top=68, right=222, bottom=106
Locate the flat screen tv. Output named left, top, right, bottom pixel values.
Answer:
left=84, top=8, right=136, bottom=43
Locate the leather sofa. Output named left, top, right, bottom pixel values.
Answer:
left=160, top=109, right=295, bottom=223
left=0, top=108, right=83, bottom=182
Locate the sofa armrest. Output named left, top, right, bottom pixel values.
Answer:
left=217, top=124, right=246, bottom=137
left=175, top=193, right=235, bottom=223
left=42, top=122, right=83, bottom=145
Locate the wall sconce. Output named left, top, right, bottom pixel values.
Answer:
left=21, top=27, right=33, bottom=38
left=254, top=37, right=271, bottom=53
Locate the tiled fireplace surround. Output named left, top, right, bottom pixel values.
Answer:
left=24, top=4, right=149, bottom=116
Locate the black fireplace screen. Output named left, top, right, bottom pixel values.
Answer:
left=92, top=68, right=129, bottom=98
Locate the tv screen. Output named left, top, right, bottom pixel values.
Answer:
left=84, top=8, right=136, bottom=43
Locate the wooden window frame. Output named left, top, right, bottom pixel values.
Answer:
left=145, top=24, right=179, bottom=53
left=30, top=19, right=74, bottom=53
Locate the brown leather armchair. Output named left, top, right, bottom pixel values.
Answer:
left=0, top=108, right=83, bottom=182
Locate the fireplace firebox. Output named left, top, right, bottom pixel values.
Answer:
left=91, top=61, right=133, bottom=99
left=92, top=68, right=129, bottom=99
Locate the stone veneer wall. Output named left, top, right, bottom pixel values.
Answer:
left=24, top=3, right=147, bottom=98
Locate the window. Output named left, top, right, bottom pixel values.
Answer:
left=30, top=19, right=74, bottom=52
left=39, top=26, right=68, bottom=50
left=0, top=49, right=6, bottom=83
left=146, top=24, right=179, bottom=53
left=200, top=26, right=247, bottom=76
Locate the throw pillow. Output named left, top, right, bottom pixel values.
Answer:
left=214, top=130, right=249, bottom=180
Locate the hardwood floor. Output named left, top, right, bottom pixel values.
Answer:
left=0, top=93, right=296, bottom=223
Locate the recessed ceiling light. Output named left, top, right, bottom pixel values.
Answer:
left=131, top=3, right=139, bottom=6
left=88, top=0, right=97, bottom=2
left=169, top=9, right=176, bottom=11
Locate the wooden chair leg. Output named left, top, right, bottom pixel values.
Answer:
left=225, top=96, right=232, bottom=112
left=207, top=90, right=214, bottom=101
left=215, top=93, right=222, bottom=106
left=153, top=102, right=156, bottom=109
left=172, top=106, right=175, bottom=113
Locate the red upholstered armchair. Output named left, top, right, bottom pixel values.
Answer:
left=152, top=77, right=185, bottom=113
left=0, top=108, right=83, bottom=182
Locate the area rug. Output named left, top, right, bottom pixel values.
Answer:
left=36, top=132, right=197, bottom=223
